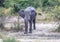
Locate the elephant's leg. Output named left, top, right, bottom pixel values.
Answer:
left=29, top=20, right=32, bottom=33
left=33, top=18, right=36, bottom=30
left=24, top=18, right=28, bottom=34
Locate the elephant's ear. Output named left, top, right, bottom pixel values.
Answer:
left=18, top=9, right=24, bottom=14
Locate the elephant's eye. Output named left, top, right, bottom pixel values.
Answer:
left=21, top=10, right=24, bottom=12
left=20, top=10, right=24, bottom=14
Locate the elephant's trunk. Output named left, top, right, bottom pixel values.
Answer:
left=24, top=16, right=28, bottom=34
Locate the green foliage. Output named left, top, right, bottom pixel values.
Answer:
left=4, top=0, right=11, bottom=8
left=15, top=22, right=20, bottom=32
left=14, top=21, right=21, bottom=32
left=1, top=0, right=60, bottom=8
left=0, top=0, right=5, bottom=7
left=3, top=37, right=17, bottom=42
left=0, top=33, right=6, bottom=39
left=55, top=25, right=60, bottom=32
left=0, top=0, right=60, bottom=19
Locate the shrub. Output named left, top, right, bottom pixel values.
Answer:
left=13, top=22, right=24, bottom=32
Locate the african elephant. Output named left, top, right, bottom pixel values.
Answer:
left=18, top=6, right=37, bottom=34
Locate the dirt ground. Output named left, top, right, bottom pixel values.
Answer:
left=0, top=16, right=60, bottom=42
left=1, top=22, right=59, bottom=39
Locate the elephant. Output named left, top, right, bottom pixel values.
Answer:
left=18, top=6, right=37, bottom=34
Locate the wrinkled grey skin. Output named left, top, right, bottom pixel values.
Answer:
left=18, top=6, right=37, bottom=34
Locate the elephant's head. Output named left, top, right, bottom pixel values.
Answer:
left=18, top=9, right=25, bottom=18
left=18, top=9, right=29, bottom=34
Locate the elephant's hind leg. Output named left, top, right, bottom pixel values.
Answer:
left=33, top=18, right=36, bottom=30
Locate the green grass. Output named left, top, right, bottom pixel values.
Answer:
left=3, top=37, right=17, bottom=42
left=0, top=33, right=6, bottom=39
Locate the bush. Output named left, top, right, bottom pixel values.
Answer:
left=13, top=22, right=24, bottom=32
left=15, top=22, right=20, bottom=32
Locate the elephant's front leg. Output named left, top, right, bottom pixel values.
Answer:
left=24, top=17, right=28, bottom=34
left=29, top=20, right=32, bottom=33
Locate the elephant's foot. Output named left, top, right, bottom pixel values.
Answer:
left=24, top=32, right=28, bottom=34
left=29, top=31, right=32, bottom=33
left=34, top=28, right=36, bottom=30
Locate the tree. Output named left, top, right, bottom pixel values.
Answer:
left=0, top=0, right=5, bottom=7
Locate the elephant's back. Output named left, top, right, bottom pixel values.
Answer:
left=24, top=6, right=36, bottom=20
left=25, top=6, right=36, bottom=11
left=25, top=6, right=36, bottom=15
